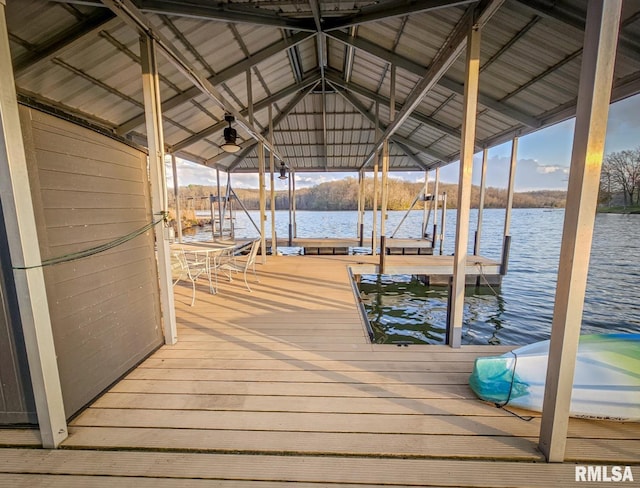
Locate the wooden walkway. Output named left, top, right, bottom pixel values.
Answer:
left=273, top=237, right=434, bottom=255
left=1, top=254, right=639, bottom=487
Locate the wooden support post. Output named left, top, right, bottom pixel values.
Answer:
left=422, top=170, right=429, bottom=237
left=439, top=191, right=447, bottom=256
left=381, top=139, right=390, bottom=238
left=258, top=143, right=267, bottom=263
left=140, top=35, right=177, bottom=345
left=247, top=69, right=266, bottom=262
left=448, top=24, right=480, bottom=348
left=539, top=0, right=621, bottom=463
left=292, top=170, right=297, bottom=238
left=216, top=168, right=223, bottom=238
left=371, top=102, right=380, bottom=255
left=357, top=170, right=364, bottom=241
left=287, top=172, right=293, bottom=246
left=171, top=154, right=182, bottom=243
left=221, top=174, right=229, bottom=235
left=0, top=0, right=67, bottom=447
left=246, top=69, right=253, bottom=127
left=227, top=175, right=235, bottom=239
left=269, top=105, right=277, bottom=256
left=432, top=168, right=440, bottom=250
left=501, top=137, right=518, bottom=273
left=474, top=147, right=488, bottom=255
left=209, top=192, right=216, bottom=241
left=380, top=64, right=394, bottom=240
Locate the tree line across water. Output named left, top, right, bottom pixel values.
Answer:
left=169, top=177, right=567, bottom=212
left=599, top=147, right=640, bottom=208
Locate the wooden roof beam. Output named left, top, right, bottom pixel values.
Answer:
left=170, top=71, right=321, bottom=153
left=327, top=29, right=541, bottom=129
left=308, top=0, right=328, bottom=170
left=357, top=0, right=505, bottom=170
left=102, top=0, right=285, bottom=161
left=324, top=0, right=477, bottom=31
left=514, top=0, right=640, bottom=64
left=224, top=81, right=319, bottom=172
left=12, top=10, right=119, bottom=76
left=116, top=30, right=314, bottom=135
left=326, top=69, right=463, bottom=141
left=332, top=83, right=448, bottom=166
left=52, top=0, right=315, bottom=30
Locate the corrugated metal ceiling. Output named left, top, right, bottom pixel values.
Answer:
left=7, top=0, right=640, bottom=174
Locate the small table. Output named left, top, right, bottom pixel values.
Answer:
left=171, top=241, right=238, bottom=295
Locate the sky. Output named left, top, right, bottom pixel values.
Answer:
left=166, top=93, right=640, bottom=192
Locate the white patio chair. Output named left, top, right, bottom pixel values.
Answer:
left=174, top=249, right=213, bottom=306
left=171, top=251, right=188, bottom=286
left=218, top=239, right=260, bottom=292
left=210, top=246, right=235, bottom=291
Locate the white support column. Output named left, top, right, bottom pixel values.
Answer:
left=216, top=168, right=223, bottom=238
left=439, top=189, right=447, bottom=256
left=371, top=103, right=380, bottom=255
left=501, top=137, right=518, bottom=273
left=422, top=170, right=429, bottom=237
left=539, top=0, right=621, bottom=463
left=246, top=69, right=253, bottom=125
left=227, top=173, right=235, bottom=239
left=0, top=0, right=67, bottom=448
left=357, top=170, right=363, bottom=238
left=140, top=35, right=177, bottom=345
left=248, top=69, right=266, bottom=263
left=474, top=147, right=488, bottom=255
left=269, top=105, right=277, bottom=256
left=448, top=24, right=481, bottom=348
left=433, top=167, right=440, bottom=251
left=380, top=64, right=395, bottom=240
left=287, top=171, right=293, bottom=246
left=171, top=153, right=182, bottom=243
left=504, top=139, right=518, bottom=237
left=292, top=170, right=297, bottom=238
left=380, top=140, right=389, bottom=239
left=258, top=142, right=267, bottom=264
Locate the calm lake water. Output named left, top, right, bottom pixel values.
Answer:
left=185, top=208, right=640, bottom=345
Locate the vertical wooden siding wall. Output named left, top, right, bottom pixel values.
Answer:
left=19, top=106, right=163, bottom=418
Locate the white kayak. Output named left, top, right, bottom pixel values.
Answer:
left=469, top=333, right=640, bottom=421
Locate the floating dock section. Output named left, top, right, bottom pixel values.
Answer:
left=266, top=237, right=434, bottom=255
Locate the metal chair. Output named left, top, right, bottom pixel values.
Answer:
left=210, top=246, right=235, bottom=291
left=171, top=251, right=188, bottom=287
left=173, top=249, right=213, bottom=306
left=218, top=239, right=260, bottom=292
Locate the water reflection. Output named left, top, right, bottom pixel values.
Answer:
left=185, top=209, right=640, bottom=343
left=359, top=274, right=507, bottom=345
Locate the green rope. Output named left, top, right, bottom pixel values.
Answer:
left=13, top=214, right=167, bottom=270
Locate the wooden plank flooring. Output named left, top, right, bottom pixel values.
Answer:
left=1, top=255, right=639, bottom=487
left=0, top=449, right=625, bottom=488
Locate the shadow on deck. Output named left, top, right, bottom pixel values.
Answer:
left=1, top=255, right=638, bottom=487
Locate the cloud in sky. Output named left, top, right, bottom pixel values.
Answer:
left=484, top=156, right=569, bottom=191
left=166, top=159, right=217, bottom=189
left=408, top=155, right=569, bottom=191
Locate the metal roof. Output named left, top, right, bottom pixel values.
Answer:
left=7, top=0, right=640, bottom=174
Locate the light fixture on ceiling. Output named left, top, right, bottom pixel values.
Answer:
left=220, top=114, right=241, bottom=153
left=278, top=162, right=288, bottom=180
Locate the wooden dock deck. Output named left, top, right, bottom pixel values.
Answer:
left=1, top=254, right=638, bottom=487
left=268, top=237, right=434, bottom=255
